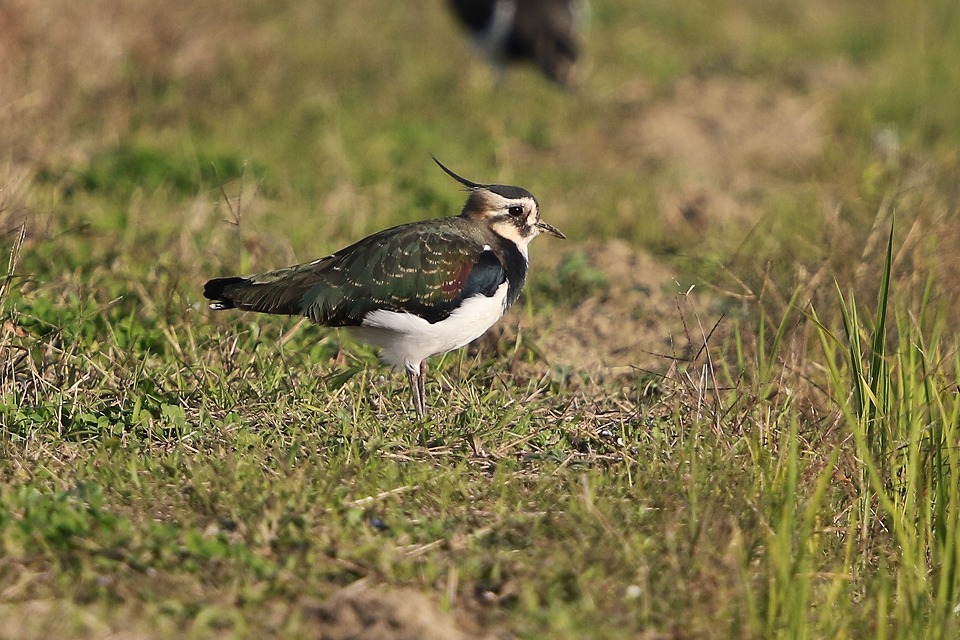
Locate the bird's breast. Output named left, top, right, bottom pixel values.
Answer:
left=350, top=280, right=511, bottom=369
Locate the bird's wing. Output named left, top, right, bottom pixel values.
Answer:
left=204, top=220, right=507, bottom=326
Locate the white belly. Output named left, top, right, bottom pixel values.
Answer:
left=348, top=281, right=510, bottom=372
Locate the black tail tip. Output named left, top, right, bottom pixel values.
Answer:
left=203, top=276, right=248, bottom=310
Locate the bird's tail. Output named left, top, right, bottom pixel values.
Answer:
left=203, top=276, right=251, bottom=311
left=203, top=269, right=311, bottom=316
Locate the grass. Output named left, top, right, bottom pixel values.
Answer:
left=3, top=0, right=960, bottom=637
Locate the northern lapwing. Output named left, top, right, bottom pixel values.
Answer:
left=447, top=0, right=587, bottom=86
left=203, top=158, right=565, bottom=419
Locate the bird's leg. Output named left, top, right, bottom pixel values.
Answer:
left=418, top=360, right=427, bottom=418
left=407, top=365, right=424, bottom=420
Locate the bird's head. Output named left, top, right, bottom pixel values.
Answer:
left=433, top=157, right=566, bottom=250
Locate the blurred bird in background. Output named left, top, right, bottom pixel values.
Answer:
left=447, top=0, right=588, bottom=86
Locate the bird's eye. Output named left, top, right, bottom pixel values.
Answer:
left=508, top=205, right=524, bottom=217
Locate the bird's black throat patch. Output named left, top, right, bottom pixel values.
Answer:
left=497, top=237, right=528, bottom=310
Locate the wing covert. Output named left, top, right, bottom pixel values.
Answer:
left=302, top=221, right=507, bottom=325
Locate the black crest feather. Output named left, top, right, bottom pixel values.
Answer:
left=432, top=155, right=483, bottom=189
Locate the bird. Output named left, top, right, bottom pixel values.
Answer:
left=203, top=158, right=565, bottom=419
left=447, top=0, right=587, bottom=86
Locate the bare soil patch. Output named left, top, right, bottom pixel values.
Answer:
left=299, top=582, right=499, bottom=640
left=636, top=74, right=832, bottom=232
left=542, top=241, right=716, bottom=375
left=505, top=70, right=864, bottom=376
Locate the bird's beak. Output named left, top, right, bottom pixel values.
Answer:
left=536, top=220, right=566, bottom=239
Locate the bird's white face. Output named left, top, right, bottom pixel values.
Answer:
left=471, top=189, right=565, bottom=251
left=487, top=192, right=541, bottom=245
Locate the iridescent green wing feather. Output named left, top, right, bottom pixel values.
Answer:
left=203, top=218, right=507, bottom=326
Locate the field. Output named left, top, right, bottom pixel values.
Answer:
left=3, top=0, right=960, bottom=637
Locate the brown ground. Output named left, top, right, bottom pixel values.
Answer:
left=509, top=70, right=854, bottom=377
left=0, top=583, right=499, bottom=640
left=531, top=240, right=709, bottom=375
left=300, top=582, right=500, bottom=640
left=639, top=74, right=831, bottom=231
